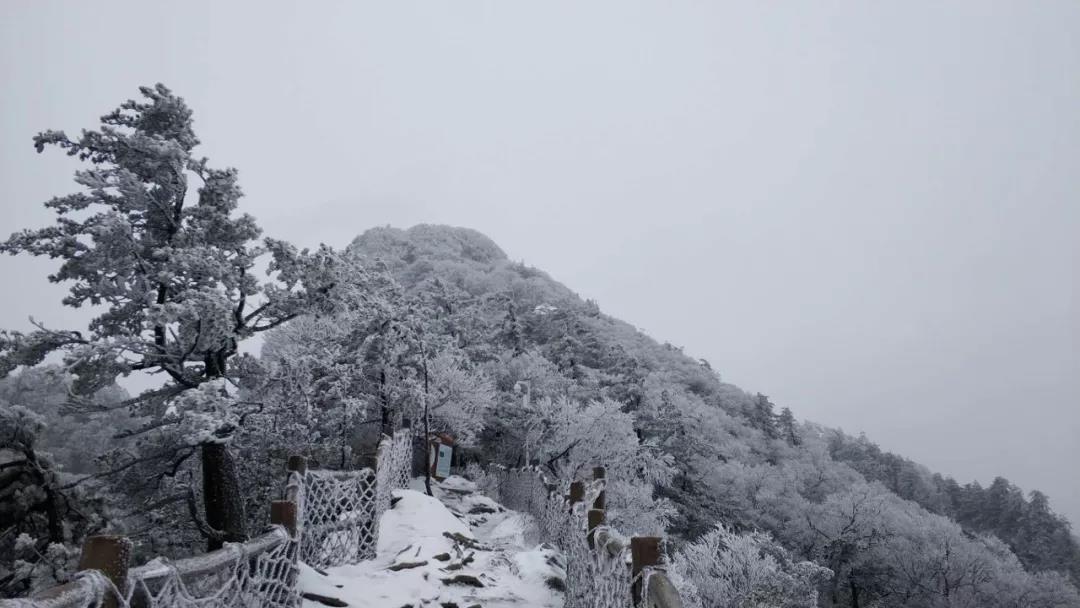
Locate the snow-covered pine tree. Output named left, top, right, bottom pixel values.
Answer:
left=750, top=393, right=780, bottom=440
left=0, top=84, right=378, bottom=551
left=777, top=406, right=801, bottom=446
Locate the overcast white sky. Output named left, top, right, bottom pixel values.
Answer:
left=2, top=1, right=1077, bottom=524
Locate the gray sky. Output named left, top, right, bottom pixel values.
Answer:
left=2, top=2, right=1078, bottom=525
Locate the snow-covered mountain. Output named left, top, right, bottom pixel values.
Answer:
left=345, top=225, right=1080, bottom=606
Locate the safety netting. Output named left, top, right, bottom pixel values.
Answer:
left=300, top=467, right=379, bottom=567
left=475, top=465, right=636, bottom=608
left=2, top=429, right=415, bottom=608
left=300, top=429, right=414, bottom=568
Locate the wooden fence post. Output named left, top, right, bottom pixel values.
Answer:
left=77, top=535, right=132, bottom=608
left=587, top=467, right=607, bottom=548
left=587, top=509, right=606, bottom=548
left=568, top=481, right=585, bottom=513
left=285, top=455, right=306, bottom=507
left=279, top=458, right=305, bottom=607
left=287, top=455, right=307, bottom=476
left=592, top=466, right=606, bottom=511
left=271, top=501, right=298, bottom=536
left=631, top=536, right=662, bottom=606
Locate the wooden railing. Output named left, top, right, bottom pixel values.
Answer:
left=1, top=460, right=305, bottom=608
left=1, top=429, right=412, bottom=608
left=479, top=464, right=684, bottom=608
left=576, top=468, right=684, bottom=608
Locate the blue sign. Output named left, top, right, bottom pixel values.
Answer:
left=435, top=443, right=453, bottom=479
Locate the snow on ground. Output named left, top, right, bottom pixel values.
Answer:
left=299, top=477, right=565, bottom=608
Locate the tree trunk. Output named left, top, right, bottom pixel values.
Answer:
left=340, top=400, right=349, bottom=469
left=204, top=349, right=228, bottom=379
left=421, top=342, right=433, bottom=496
left=26, top=449, right=64, bottom=544
left=43, top=484, right=64, bottom=544
left=379, top=369, right=393, bottom=437
left=828, top=573, right=840, bottom=606
left=201, top=442, right=247, bottom=551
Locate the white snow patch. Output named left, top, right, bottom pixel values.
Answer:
left=300, top=486, right=563, bottom=608
left=437, top=475, right=478, bottom=494
left=378, top=489, right=472, bottom=559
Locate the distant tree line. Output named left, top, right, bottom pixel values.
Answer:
left=828, top=431, right=1080, bottom=587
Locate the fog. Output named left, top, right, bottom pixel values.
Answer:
left=2, top=1, right=1077, bottom=525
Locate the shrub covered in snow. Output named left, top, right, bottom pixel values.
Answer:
left=672, top=524, right=832, bottom=608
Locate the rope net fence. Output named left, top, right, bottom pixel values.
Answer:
left=473, top=465, right=630, bottom=608
left=300, top=468, right=378, bottom=567
left=1, top=529, right=298, bottom=608
left=375, top=429, right=413, bottom=518
left=472, top=464, right=682, bottom=608
left=300, top=428, right=412, bottom=568
left=1, top=429, right=414, bottom=608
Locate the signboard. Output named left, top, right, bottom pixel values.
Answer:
left=435, top=443, right=453, bottom=479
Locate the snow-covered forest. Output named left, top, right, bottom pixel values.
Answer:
left=2, top=87, right=1079, bottom=608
